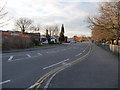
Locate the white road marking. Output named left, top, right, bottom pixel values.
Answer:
left=7, top=55, right=40, bottom=62
left=37, top=53, right=42, bottom=56
left=44, top=69, right=64, bottom=88
left=46, top=51, right=55, bottom=53
left=75, top=53, right=82, bottom=57
left=26, top=54, right=31, bottom=58
left=0, top=80, right=11, bottom=85
left=8, top=56, right=14, bottom=61
left=43, top=58, right=70, bottom=70
left=46, top=52, right=49, bottom=53
left=7, top=57, right=28, bottom=62
left=83, top=50, right=85, bottom=52
left=63, top=58, right=70, bottom=62
left=28, top=83, right=39, bottom=89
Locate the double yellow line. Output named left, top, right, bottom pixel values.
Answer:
left=29, top=44, right=92, bottom=90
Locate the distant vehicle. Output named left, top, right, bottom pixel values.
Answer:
left=40, top=35, right=48, bottom=44
left=51, top=38, right=56, bottom=44
left=41, top=40, right=48, bottom=44
left=50, top=35, right=59, bottom=44
left=70, top=40, right=76, bottom=43
left=67, top=38, right=76, bottom=43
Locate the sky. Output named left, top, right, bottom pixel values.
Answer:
left=0, top=0, right=111, bottom=37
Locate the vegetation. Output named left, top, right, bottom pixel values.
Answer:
left=15, top=18, right=33, bottom=34
left=45, top=25, right=59, bottom=36
left=88, top=1, right=119, bottom=45
left=59, top=24, right=65, bottom=43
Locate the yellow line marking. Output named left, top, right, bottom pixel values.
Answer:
left=31, top=44, right=92, bottom=89
left=35, top=65, right=68, bottom=90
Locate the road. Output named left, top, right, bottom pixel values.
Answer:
left=2, top=42, right=118, bottom=89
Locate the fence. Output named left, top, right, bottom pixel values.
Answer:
left=109, top=44, right=120, bottom=56
left=2, top=35, right=33, bottom=50
left=94, top=42, right=120, bottom=56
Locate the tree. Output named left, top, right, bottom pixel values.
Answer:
left=15, top=18, right=33, bottom=34
left=0, top=1, right=9, bottom=27
left=87, top=1, right=119, bottom=44
left=45, top=25, right=59, bottom=36
left=46, top=29, right=51, bottom=44
left=59, top=24, right=65, bottom=43
left=30, top=24, right=41, bottom=33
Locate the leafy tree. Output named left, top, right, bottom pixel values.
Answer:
left=46, top=29, right=51, bottom=44
left=59, top=24, right=65, bottom=43
left=88, top=1, right=119, bottom=44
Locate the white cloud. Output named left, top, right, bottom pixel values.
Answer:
left=0, top=0, right=99, bottom=37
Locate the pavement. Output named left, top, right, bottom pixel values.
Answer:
left=2, top=42, right=118, bottom=89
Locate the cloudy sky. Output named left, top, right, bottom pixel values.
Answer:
left=0, top=0, right=111, bottom=37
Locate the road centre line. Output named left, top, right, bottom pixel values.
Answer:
left=30, top=43, right=91, bottom=89
left=75, top=53, right=82, bottom=57
left=26, top=54, right=31, bottom=58
left=83, top=50, right=86, bottom=52
left=44, top=68, right=64, bottom=88
left=0, top=80, right=11, bottom=85
left=28, top=83, right=39, bottom=89
left=37, top=53, right=42, bottom=56
left=62, top=62, right=66, bottom=65
left=8, top=56, right=14, bottom=61
left=43, top=58, right=70, bottom=70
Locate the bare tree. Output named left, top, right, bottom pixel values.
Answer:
left=52, top=25, right=59, bottom=36
left=0, top=1, right=9, bottom=27
left=15, top=18, right=33, bottom=34
left=30, top=24, right=41, bottom=33
left=45, top=25, right=59, bottom=36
